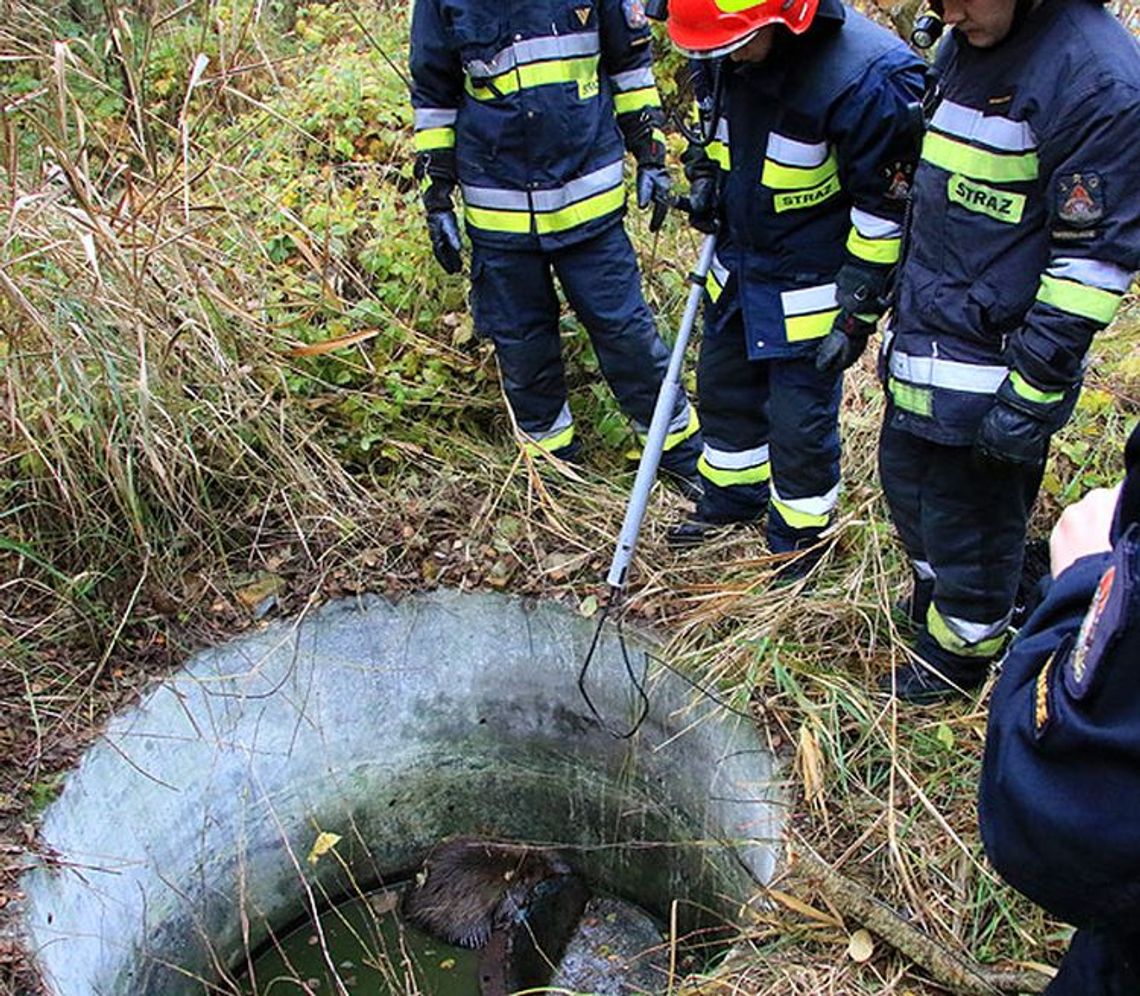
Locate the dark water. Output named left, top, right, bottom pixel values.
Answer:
left=242, top=887, right=481, bottom=995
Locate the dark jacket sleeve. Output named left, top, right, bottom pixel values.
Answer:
left=980, top=422, right=1140, bottom=926
left=597, top=0, right=665, bottom=163
left=1004, top=79, right=1140, bottom=413
left=409, top=0, right=462, bottom=207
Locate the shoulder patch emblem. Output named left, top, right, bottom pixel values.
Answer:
left=882, top=160, right=914, bottom=201
left=1056, top=171, right=1105, bottom=228
left=621, top=0, right=647, bottom=28
left=1065, top=561, right=1119, bottom=698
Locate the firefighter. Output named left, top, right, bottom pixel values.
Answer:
left=409, top=0, right=702, bottom=488
left=979, top=421, right=1140, bottom=993
left=877, top=0, right=1140, bottom=702
left=661, top=0, right=925, bottom=580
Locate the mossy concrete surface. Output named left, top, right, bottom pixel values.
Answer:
left=20, top=590, right=783, bottom=995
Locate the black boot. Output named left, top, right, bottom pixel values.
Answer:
left=878, top=641, right=991, bottom=705
left=666, top=508, right=763, bottom=548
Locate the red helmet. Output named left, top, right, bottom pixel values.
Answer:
left=667, top=0, right=820, bottom=57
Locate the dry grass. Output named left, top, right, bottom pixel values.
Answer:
left=2, top=1, right=1137, bottom=994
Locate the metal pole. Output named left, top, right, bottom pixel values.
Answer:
left=605, top=233, right=717, bottom=592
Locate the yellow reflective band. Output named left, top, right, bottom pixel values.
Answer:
left=785, top=307, right=839, bottom=342
left=414, top=127, right=456, bottom=152
left=706, top=268, right=725, bottom=303
left=889, top=377, right=933, bottom=417
left=1037, top=274, right=1122, bottom=324
left=927, top=604, right=1007, bottom=658
left=707, top=141, right=730, bottom=171
left=714, top=0, right=772, bottom=10
left=762, top=151, right=837, bottom=191
left=465, top=204, right=533, bottom=234
left=652, top=127, right=666, bottom=145
left=697, top=453, right=770, bottom=488
left=1010, top=370, right=1064, bottom=405
left=773, top=174, right=841, bottom=213
left=535, top=184, right=624, bottom=233
left=613, top=86, right=660, bottom=114
left=662, top=406, right=700, bottom=452
left=846, top=228, right=900, bottom=264
left=771, top=497, right=828, bottom=530
left=922, top=131, right=1038, bottom=183
left=466, top=55, right=599, bottom=101
left=947, top=173, right=1025, bottom=224
left=523, top=423, right=575, bottom=455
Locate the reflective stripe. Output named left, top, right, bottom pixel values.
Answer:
left=773, top=174, right=841, bottom=213
left=927, top=603, right=1009, bottom=658
left=914, top=559, right=936, bottom=581
left=414, top=127, right=456, bottom=151
left=1010, top=370, right=1064, bottom=405
left=461, top=161, right=625, bottom=235
left=1037, top=274, right=1122, bottom=324
left=782, top=283, right=839, bottom=342
left=698, top=444, right=770, bottom=487
left=762, top=150, right=838, bottom=190
left=847, top=227, right=900, bottom=264
left=637, top=405, right=700, bottom=451
left=888, top=377, right=933, bottom=416
left=468, top=31, right=598, bottom=78
left=889, top=350, right=1007, bottom=394
left=611, top=67, right=654, bottom=91
left=706, top=252, right=730, bottom=303
left=522, top=402, right=575, bottom=454
left=771, top=481, right=838, bottom=530
left=707, top=140, right=730, bottom=170
left=850, top=207, right=902, bottom=241
left=1048, top=257, right=1134, bottom=293
left=467, top=54, right=600, bottom=100
left=929, top=99, right=1036, bottom=152
left=613, top=86, right=660, bottom=115
left=922, top=131, right=1038, bottom=183
left=414, top=107, right=458, bottom=130
left=947, top=173, right=1025, bottom=224
left=766, top=132, right=829, bottom=168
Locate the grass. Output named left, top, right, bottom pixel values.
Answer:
left=1, top=0, right=1138, bottom=993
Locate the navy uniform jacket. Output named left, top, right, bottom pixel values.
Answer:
left=409, top=0, right=663, bottom=251
left=886, top=0, right=1140, bottom=446
left=980, top=421, right=1140, bottom=928
left=688, top=0, right=924, bottom=359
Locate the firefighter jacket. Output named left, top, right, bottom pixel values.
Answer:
left=687, top=0, right=925, bottom=360
left=410, top=0, right=665, bottom=251
left=886, top=0, right=1140, bottom=446
left=980, top=422, right=1140, bottom=931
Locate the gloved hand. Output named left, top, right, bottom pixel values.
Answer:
left=687, top=174, right=718, bottom=234
left=636, top=164, right=671, bottom=233
left=426, top=210, right=463, bottom=274
left=975, top=395, right=1053, bottom=467
left=815, top=311, right=876, bottom=374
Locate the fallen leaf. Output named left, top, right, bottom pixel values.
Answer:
left=306, top=831, right=342, bottom=865
left=764, top=888, right=842, bottom=927
left=579, top=594, right=598, bottom=618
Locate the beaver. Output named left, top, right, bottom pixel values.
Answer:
left=401, top=836, right=583, bottom=950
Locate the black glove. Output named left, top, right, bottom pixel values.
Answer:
left=687, top=174, right=718, bottom=234
left=975, top=393, right=1053, bottom=467
left=427, top=210, right=463, bottom=274
left=815, top=312, right=876, bottom=374
left=636, top=164, right=671, bottom=233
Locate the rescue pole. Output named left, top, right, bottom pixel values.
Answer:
left=578, top=231, right=715, bottom=739
left=605, top=231, right=716, bottom=594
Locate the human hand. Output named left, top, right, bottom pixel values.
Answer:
left=426, top=210, right=463, bottom=274
left=814, top=312, right=875, bottom=375
left=1049, top=484, right=1121, bottom=577
left=974, top=398, right=1051, bottom=467
left=636, top=164, right=671, bottom=233
left=686, top=174, right=718, bottom=234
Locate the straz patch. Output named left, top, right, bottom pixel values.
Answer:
left=948, top=173, right=1025, bottom=224
left=1064, top=556, right=1124, bottom=699
left=621, top=0, right=646, bottom=28
left=882, top=160, right=914, bottom=201
left=773, top=174, right=841, bottom=213
left=1056, top=171, right=1105, bottom=228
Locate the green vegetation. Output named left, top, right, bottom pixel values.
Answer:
left=1, top=1, right=1137, bottom=993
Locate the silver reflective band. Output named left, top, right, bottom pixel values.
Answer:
left=766, top=132, right=829, bottom=168
left=533, top=402, right=574, bottom=440
left=530, top=160, right=623, bottom=212
left=850, top=207, right=902, bottom=240
left=771, top=480, right=839, bottom=515
left=930, top=99, right=1036, bottom=152
left=709, top=252, right=730, bottom=286
left=633, top=405, right=695, bottom=436
left=780, top=283, right=838, bottom=316
left=610, top=66, right=655, bottom=92
left=467, top=30, right=600, bottom=79
left=415, top=107, right=458, bottom=129
left=1048, top=257, right=1134, bottom=292
left=913, top=559, right=936, bottom=581
left=941, top=610, right=1011, bottom=644
left=890, top=350, right=1007, bottom=393
left=461, top=183, right=532, bottom=210
left=702, top=443, right=770, bottom=470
